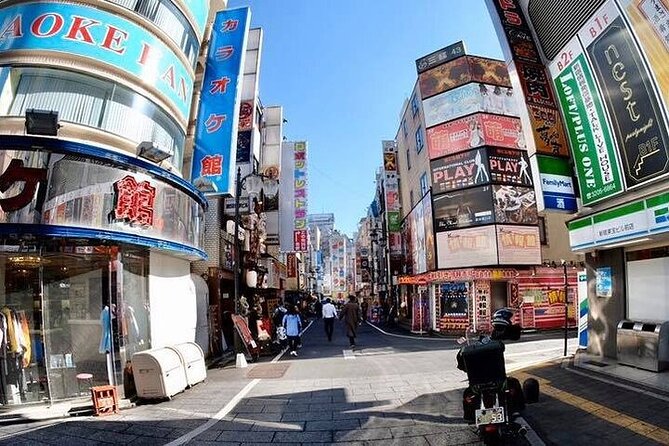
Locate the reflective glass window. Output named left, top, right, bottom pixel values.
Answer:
left=4, top=67, right=185, bottom=170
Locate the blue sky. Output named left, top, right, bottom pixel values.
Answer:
left=228, top=0, right=504, bottom=236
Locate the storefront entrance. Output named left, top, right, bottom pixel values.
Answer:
left=0, top=241, right=149, bottom=406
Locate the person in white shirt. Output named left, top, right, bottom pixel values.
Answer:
left=322, top=298, right=337, bottom=341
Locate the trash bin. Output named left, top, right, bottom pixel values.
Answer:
left=616, top=320, right=669, bottom=372
left=131, top=348, right=187, bottom=399
left=168, top=342, right=207, bottom=388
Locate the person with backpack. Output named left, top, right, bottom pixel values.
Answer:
left=283, top=305, right=302, bottom=356
left=272, top=301, right=288, bottom=348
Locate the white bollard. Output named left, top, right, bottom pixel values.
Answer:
left=235, top=353, right=248, bottom=368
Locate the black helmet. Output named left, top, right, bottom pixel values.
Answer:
left=492, top=307, right=514, bottom=328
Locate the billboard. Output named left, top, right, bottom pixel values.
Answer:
left=416, top=41, right=466, bottom=73
left=279, top=141, right=308, bottom=252
left=422, top=192, right=436, bottom=271
left=536, top=155, right=578, bottom=212
left=431, top=149, right=489, bottom=194
left=423, top=83, right=519, bottom=128
left=551, top=39, right=624, bottom=205
left=419, top=56, right=511, bottom=99
left=493, top=185, right=538, bottom=224
left=488, top=147, right=533, bottom=186
left=437, top=226, right=498, bottom=269
left=433, top=186, right=494, bottom=231
left=581, top=1, right=669, bottom=188
left=496, top=225, right=541, bottom=265
left=427, top=114, right=526, bottom=159
left=192, top=8, right=250, bottom=196
left=486, top=0, right=571, bottom=157
left=293, top=142, right=308, bottom=251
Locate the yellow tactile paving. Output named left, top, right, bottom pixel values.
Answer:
left=512, top=371, right=669, bottom=444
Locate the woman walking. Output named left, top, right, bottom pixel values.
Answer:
left=283, top=305, right=302, bottom=356
left=339, top=295, right=360, bottom=348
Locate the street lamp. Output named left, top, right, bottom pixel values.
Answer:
left=233, top=167, right=278, bottom=351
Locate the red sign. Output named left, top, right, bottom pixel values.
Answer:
left=286, top=253, right=297, bottom=278
left=427, top=114, right=525, bottom=159
left=112, top=175, right=156, bottom=227
left=0, top=159, right=47, bottom=212
left=293, top=229, right=308, bottom=252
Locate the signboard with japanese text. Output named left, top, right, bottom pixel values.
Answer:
left=411, top=197, right=427, bottom=274
left=0, top=2, right=196, bottom=121
left=437, top=226, right=498, bottom=269
left=431, top=149, right=489, bottom=194
left=423, top=192, right=436, bottom=271
left=496, top=225, right=541, bottom=265
left=387, top=211, right=402, bottom=232
left=423, top=83, right=519, bottom=128
left=0, top=149, right=206, bottom=255
left=581, top=2, right=669, bottom=188
left=488, top=147, right=533, bottom=186
left=536, top=155, right=578, bottom=212
left=493, top=185, right=538, bottom=224
left=286, top=253, right=297, bottom=278
left=427, top=114, right=526, bottom=160
left=550, top=37, right=624, bottom=205
left=293, top=142, right=308, bottom=252
left=433, top=186, right=494, bottom=231
left=419, top=56, right=511, bottom=99
left=486, top=0, right=571, bottom=157
left=416, top=41, right=466, bottom=73
left=192, top=8, right=250, bottom=196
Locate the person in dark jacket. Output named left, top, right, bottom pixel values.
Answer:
left=339, top=295, right=360, bottom=348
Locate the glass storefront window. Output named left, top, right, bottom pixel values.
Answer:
left=3, top=67, right=185, bottom=170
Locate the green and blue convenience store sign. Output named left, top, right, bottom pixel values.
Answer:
left=568, top=191, right=669, bottom=250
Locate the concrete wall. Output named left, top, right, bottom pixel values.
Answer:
left=149, top=253, right=197, bottom=348
left=586, top=248, right=626, bottom=358
left=541, top=212, right=582, bottom=263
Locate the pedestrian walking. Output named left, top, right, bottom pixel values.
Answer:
left=272, top=300, right=288, bottom=347
left=283, top=305, right=302, bottom=356
left=322, top=298, right=337, bottom=341
left=339, top=295, right=360, bottom=348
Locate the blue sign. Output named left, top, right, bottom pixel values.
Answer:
left=184, top=2, right=210, bottom=39
left=543, top=194, right=577, bottom=212
left=595, top=267, right=612, bottom=298
left=0, top=2, right=194, bottom=120
left=191, top=8, right=250, bottom=196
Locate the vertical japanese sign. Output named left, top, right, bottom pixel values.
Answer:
left=580, top=1, right=669, bottom=188
left=486, top=0, right=570, bottom=157
left=551, top=38, right=624, bottom=205
left=293, top=142, right=308, bottom=252
left=192, top=8, right=250, bottom=196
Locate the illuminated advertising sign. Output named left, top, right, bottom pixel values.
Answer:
left=488, top=147, right=533, bottom=186
left=423, top=192, right=436, bottom=271
left=427, top=114, right=525, bottom=159
left=431, top=149, right=489, bottom=194
left=433, top=186, right=494, bottom=231
left=293, top=142, right=308, bottom=252
left=437, top=226, right=498, bottom=269
left=192, top=8, right=250, bottom=196
left=581, top=1, right=669, bottom=188
left=493, top=185, right=538, bottom=224
left=423, top=83, right=519, bottom=128
left=550, top=37, right=624, bottom=205
left=496, top=225, right=541, bottom=265
left=419, top=56, right=511, bottom=99
left=0, top=2, right=195, bottom=120
left=536, top=155, right=578, bottom=212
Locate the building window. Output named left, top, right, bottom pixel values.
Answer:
left=415, top=127, right=424, bottom=154
left=108, top=0, right=200, bottom=68
left=411, top=94, right=419, bottom=117
left=406, top=146, right=411, bottom=170
left=419, top=172, right=429, bottom=196
left=402, top=119, right=408, bottom=138
left=538, top=217, right=548, bottom=245
left=6, top=66, right=186, bottom=169
left=410, top=190, right=415, bottom=208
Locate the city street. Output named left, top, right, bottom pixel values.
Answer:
left=3, top=318, right=645, bottom=446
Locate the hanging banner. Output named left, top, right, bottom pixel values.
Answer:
left=192, top=8, right=250, bottom=196
left=581, top=1, right=669, bottom=188
left=550, top=37, right=624, bottom=205
left=427, top=114, right=526, bottom=160
left=431, top=149, right=489, bottom=194
left=433, top=186, right=494, bottom=231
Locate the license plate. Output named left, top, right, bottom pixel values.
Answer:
left=475, top=406, right=505, bottom=426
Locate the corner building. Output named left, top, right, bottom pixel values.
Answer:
left=0, top=1, right=214, bottom=406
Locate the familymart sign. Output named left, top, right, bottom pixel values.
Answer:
left=568, top=191, right=669, bottom=250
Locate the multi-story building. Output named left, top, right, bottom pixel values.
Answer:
left=0, top=1, right=228, bottom=406
left=488, top=0, right=669, bottom=359
left=393, top=44, right=581, bottom=334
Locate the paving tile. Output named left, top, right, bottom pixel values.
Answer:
left=281, top=411, right=333, bottom=422
left=333, top=427, right=392, bottom=442
left=273, top=430, right=333, bottom=443
left=304, top=419, right=360, bottom=431
left=216, top=430, right=274, bottom=443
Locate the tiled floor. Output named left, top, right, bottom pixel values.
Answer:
left=574, top=351, right=669, bottom=393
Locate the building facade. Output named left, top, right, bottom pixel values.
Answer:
left=0, top=1, right=223, bottom=406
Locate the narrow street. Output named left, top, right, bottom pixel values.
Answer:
left=1, top=320, right=583, bottom=445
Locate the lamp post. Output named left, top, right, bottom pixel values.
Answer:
left=233, top=167, right=279, bottom=351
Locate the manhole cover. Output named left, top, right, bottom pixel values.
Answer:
left=246, top=363, right=290, bottom=379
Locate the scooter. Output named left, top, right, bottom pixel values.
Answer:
left=456, top=308, right=538, bottom=446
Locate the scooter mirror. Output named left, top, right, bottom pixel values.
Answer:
left=457, top=336, right=467, bottom=345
